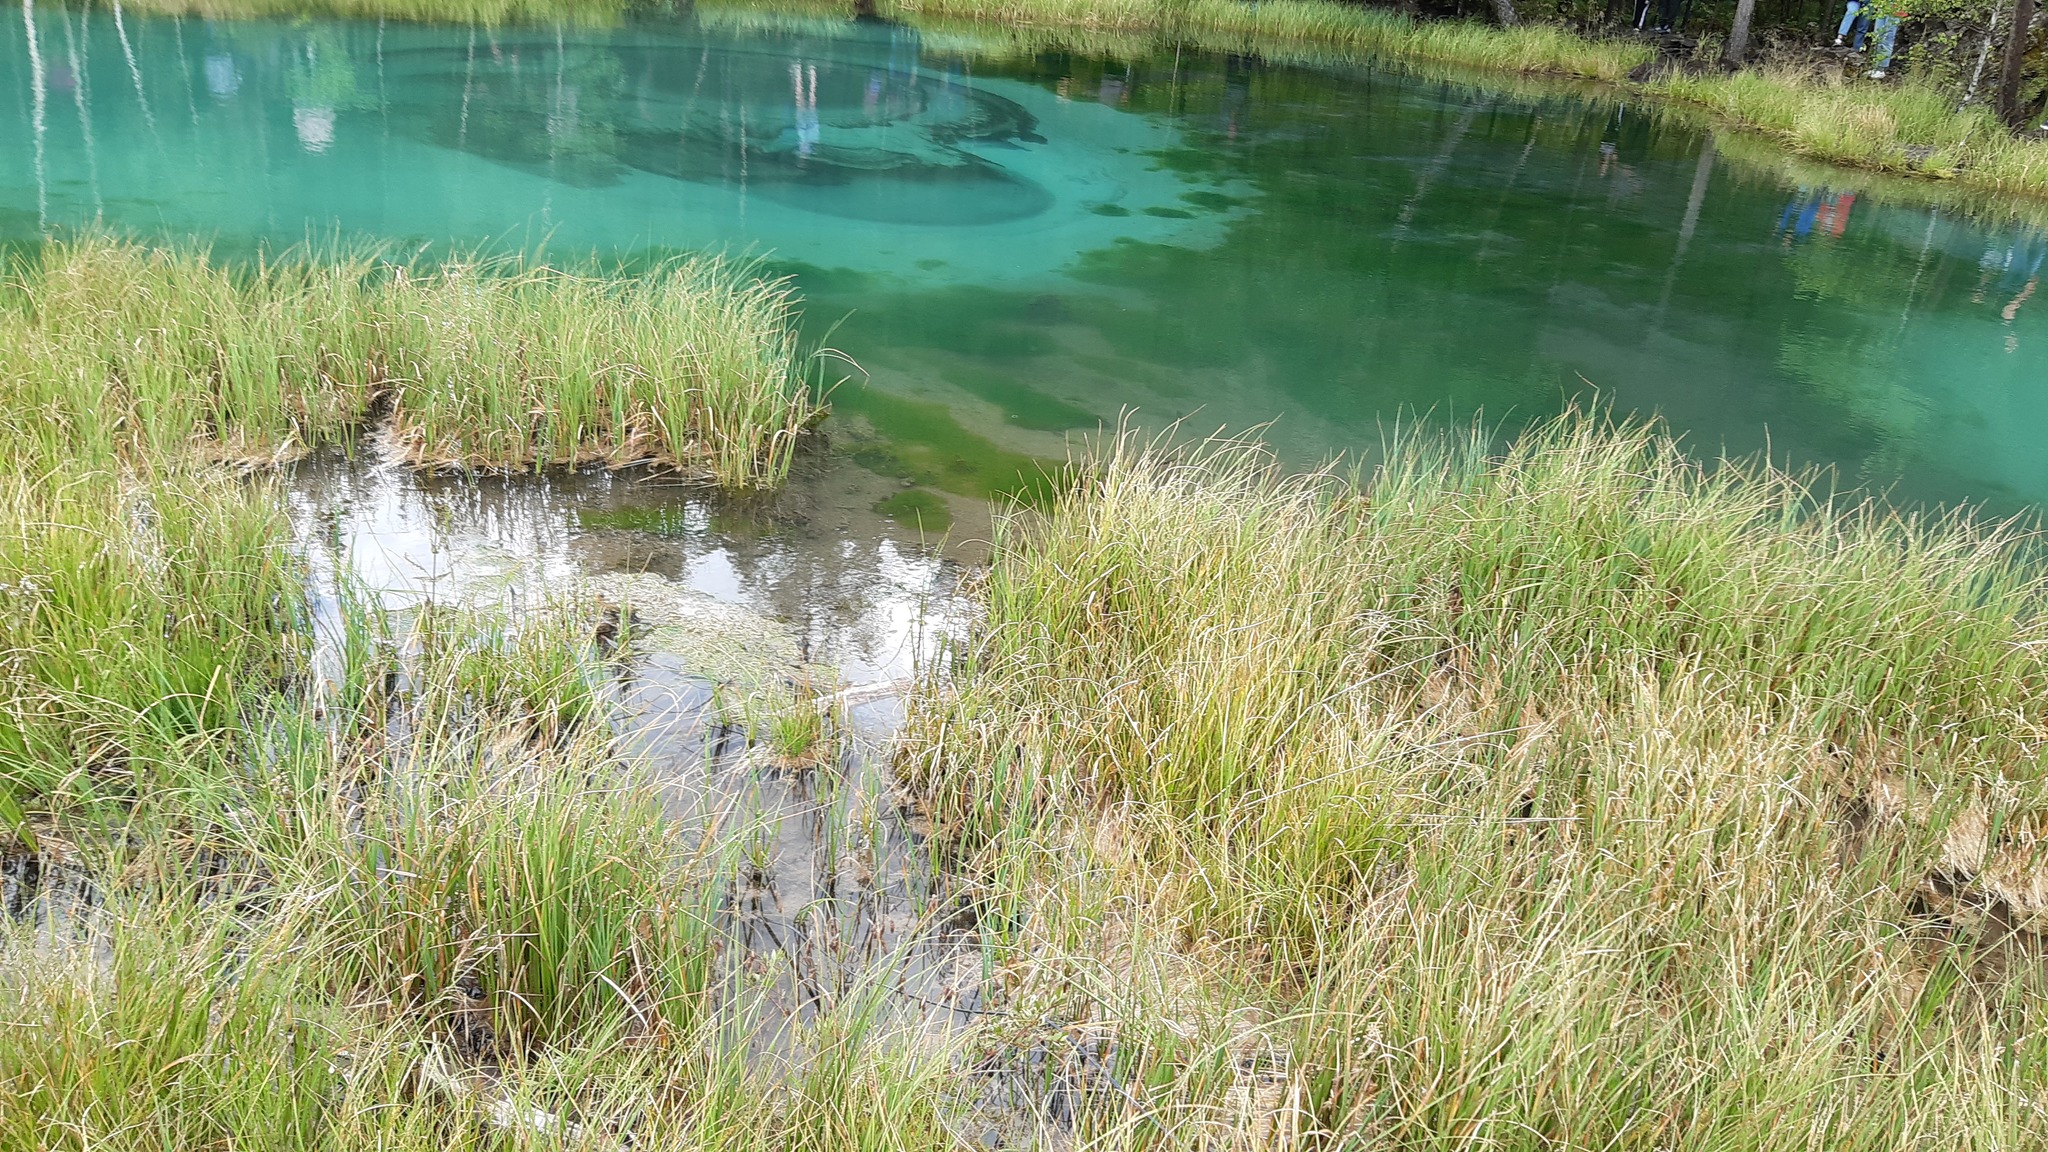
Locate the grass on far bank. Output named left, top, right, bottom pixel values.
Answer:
left=711, top=0, right=1650, bottom=80
left=901, top=415, right=2048, bottom=1146
left=710, top=0, right=2048, bottom=202
left=1645, top=63, right=2048, bottom=197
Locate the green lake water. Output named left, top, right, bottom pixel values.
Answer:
left=3, top=2, right=2046, bottom=517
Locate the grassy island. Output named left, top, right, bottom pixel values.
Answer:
left=5, top=237, right=820, bottom=482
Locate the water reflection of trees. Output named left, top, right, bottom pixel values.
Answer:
left=429, top=31, right=628, bottom=185
left=1774, top=210, right=1942, bottom=478
left=967, top=47, right=2045, bottom=498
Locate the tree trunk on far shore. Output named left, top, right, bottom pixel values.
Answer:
left=1998, top=0, right=2039, bottom=129
left=1724, top=0, right=1758, bottom=64
left=1492, top=0, right=1519, bottom=27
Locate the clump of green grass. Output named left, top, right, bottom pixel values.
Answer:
left=0, top=901, right=411, bottom=1151
left=0, top=466, right=305, bottom=803
left=0, top=897, right=954, bottom=1151
left=0, top=240, right=379, bottom=470
left=283, top=745, right=723, bottom=1051
left=1, top=235, right=824, bottom=487
left=374, top=256, right=820, bottom=482
left=1647, top=65, right=2048, bottom=195
left=252, top=599, right=714, bottom=1051
left=403, top=599, right=615, bottom=746
left=904, top=415, right=2048, bottom=1145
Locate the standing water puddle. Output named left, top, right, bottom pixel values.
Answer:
left=287, top=436, right=999, bottom=1038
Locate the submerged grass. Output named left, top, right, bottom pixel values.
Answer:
left=902, top=415, right=2048, bottom=1146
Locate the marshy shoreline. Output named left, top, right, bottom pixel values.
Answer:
left=0, top=232, right=983, bottom=1148
left=4, top=247, right=2045, bottom=1144
left=0, top=63, right=2045, bottom=1144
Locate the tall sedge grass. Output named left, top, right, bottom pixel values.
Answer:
left=0, top=588, right=961, bottom=1151
left=286, top=740, right=725, bottom=1052
left=0, top=236, right=823, bottom=486
left=0, top=906, right=381, bottom=1151
left=903, top=415, right=2048, bottom=1145
left=258, top=601, right=725, bottom=1052
left=0, top=466, right=304, bottom=802
left=375, top=256, right=818, bottom=481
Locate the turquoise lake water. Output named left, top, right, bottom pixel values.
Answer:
left=2, top=2, right=2045, bottom=518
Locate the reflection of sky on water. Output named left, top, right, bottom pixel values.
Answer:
left=279, top=448, right=973, bottom=1038
left=286, top=443, right=964, bottom=690
left=0, top=7, right=1244, bottom=284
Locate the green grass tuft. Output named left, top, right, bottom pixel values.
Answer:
left=1, top=235, right=825, bottom=486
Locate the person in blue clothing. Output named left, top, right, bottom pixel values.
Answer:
left=1866, top=0, right=1906, bottom=76
left=1833, top=0, right=1872, bottom=47
left=1777, top=188, right=1824, bottom=245
left=1975, top=228, right=2045, bottom=339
